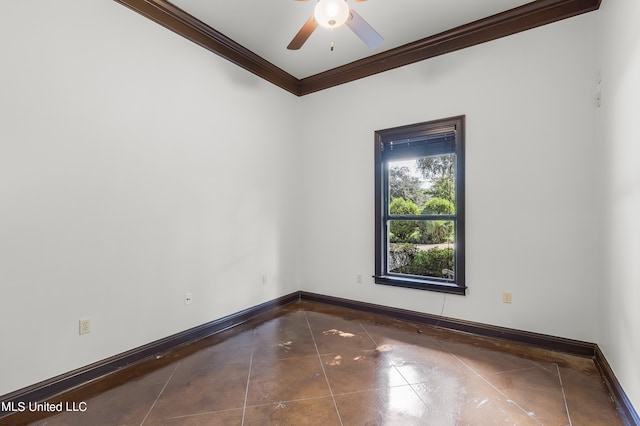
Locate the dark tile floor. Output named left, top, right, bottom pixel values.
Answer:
left=2, top=301, right=623, bottom=425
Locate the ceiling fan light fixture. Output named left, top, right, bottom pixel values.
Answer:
left=314, top=0, right=350, bottom=29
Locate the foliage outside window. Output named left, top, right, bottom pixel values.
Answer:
left=374, top=116, right=465, bottom=294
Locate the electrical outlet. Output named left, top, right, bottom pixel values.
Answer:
left=262, top=275, right=267, bottom=285
left=356, top=274, right=363, bottom=284
left=502, top=291, right=512, bottom=304
left=79, top=318, right=91, bottom=335
left=184, top=292, right=193, bottom=305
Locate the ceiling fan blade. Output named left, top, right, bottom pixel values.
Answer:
left=287, top=15, right=318, bottom=50
left=346, top=9, right=383, bottom=49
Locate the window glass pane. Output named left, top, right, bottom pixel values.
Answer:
left=388, top=154, right=456, bottom=215
left=375, top=116, right=464, bottom=293
left=387, top=220, right=455, bottom=280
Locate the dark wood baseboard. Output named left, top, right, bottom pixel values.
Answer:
left=2, top=290, right=637, bottom=424
left=594, top=346, right=640, bottom=426
left=299, top=291, right=639, bottom=426
left=299, top=291, right=596, bottom=356
left=0, top=292, right=300, bottom=418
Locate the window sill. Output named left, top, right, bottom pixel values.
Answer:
left=374, top=275, right=466, bottom=295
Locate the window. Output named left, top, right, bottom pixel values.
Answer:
left=374, top=116, right=465, bottom=294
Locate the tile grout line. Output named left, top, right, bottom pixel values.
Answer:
left=139, top=361, right=181, bottom=426
left=448, top=353, right=545, bottom=426
left=358, top=322, right=379, bottom=347
left=168, top=407, right=244, bottom=421
left=171, top=393, right=366, bottom=422
left=305, top=312, right=344, bottom=426
left=485, top=366, right=542, bottom=376
left=556, top=363, right=573, bottom=426
left=241, top=328, right=257, bottom=426
left=358, top=320, right=405, bottom=389
left=359, top=322, right=432, bottom=411
left=3, top=304, right=623, bottom=425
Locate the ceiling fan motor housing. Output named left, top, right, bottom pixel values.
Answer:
left=315, top=0, right=350, bottom=29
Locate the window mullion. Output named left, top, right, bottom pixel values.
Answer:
left=387, top=214, right=456, bottom=221
left=375, top=115, right=465, bottom=295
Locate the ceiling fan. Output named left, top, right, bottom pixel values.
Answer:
left=287, top=0, right=383, bottom=50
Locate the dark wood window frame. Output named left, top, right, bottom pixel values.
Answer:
left=375, top=116, right=466, bottom=295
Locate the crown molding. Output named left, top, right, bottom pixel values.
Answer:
left=114, top=0, right=601, bottom=96
left=299, top=0, right=602, bottom=94
left=114, top=0, right=300, bottom=95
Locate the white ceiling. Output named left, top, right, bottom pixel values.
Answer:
left=169, top=0, right=532, bottom=79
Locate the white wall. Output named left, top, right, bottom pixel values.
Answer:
left=598, top=0, right=640, bottom=412
left=299, top=13, right=602, bottom=342
left=0, top=0, right=300, bottom=396
left=2, top=0, right=634, bottom=411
